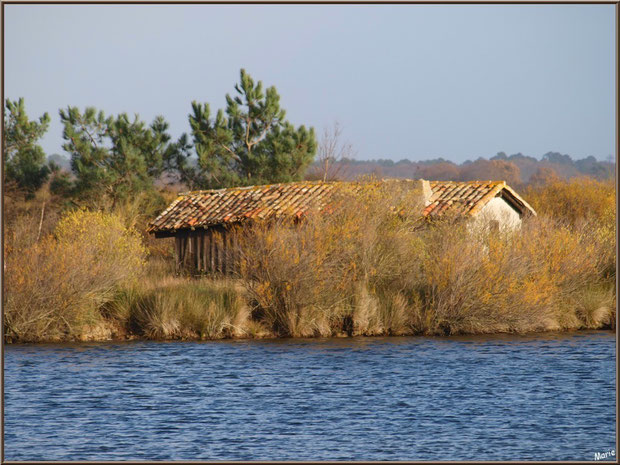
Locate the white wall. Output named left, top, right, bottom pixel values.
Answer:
left=473, top=196, right=522, bottom=231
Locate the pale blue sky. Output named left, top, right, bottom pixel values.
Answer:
left=4, top=4, right=616, bottom=162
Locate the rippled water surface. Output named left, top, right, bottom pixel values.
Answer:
left=4, top=330, right=616, bottom=461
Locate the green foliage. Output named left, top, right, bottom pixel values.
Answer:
left=59, top=107, right=176, bottom=204
left=3, top=98, right=51, bottom=193
left=175, top=69, right=317, bottom=189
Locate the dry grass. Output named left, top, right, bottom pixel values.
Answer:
left=107, top=265, right=253, bottom=340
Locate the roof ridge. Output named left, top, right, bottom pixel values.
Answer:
left=178, top=180, right=335, bottom=197
left=178, top=178, right=429, bottom=196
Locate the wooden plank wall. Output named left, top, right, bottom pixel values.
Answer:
left=174, top=227, right=240, bottom=275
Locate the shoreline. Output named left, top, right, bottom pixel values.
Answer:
left=4, top=325, right=615, bottom=345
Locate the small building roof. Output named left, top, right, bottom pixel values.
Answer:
left=424, top=180, right=536, bottom=219
left=148, top=179, right=536, bottom=235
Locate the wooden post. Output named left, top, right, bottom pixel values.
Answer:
left=232, top=231, right=239, bottom=274
left=204, top=230, right=211, bottom=273
left=187, top=232, right=192, bottom=269
left=215, top=231, right=221, bottom=274
left=175, top=237, right=182, bottom=271
left=196, top=232, right=202, bottom=272
left=210, top=230, right=216, bottom=273
left=222, top=229, right=228, bottom=275
left=216, top=230, right=223, bottom=274
left=192, top=233, right=198, bottom=271
left=177, top=233, right=189, bottom=270
left=182, top=233, right=189, bottom=269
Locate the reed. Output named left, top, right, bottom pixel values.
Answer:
left=105, top=263, right=252, bottom=340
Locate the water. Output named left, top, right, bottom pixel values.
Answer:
left=3, top=330, right=616, bottom=461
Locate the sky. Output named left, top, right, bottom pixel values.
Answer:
left=3, top=4, right=616, bottom=163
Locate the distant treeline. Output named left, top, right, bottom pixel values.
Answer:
left=315, top=152, right=615, bottom=186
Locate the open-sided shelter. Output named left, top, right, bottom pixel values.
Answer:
left=148, top=179, right=536, bottom=273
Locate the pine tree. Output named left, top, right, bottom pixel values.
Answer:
left=60, top=107, right=175, bottom=205
left=3, top=98, right=51, bottom=193
left=177, top=69, right=317, bottom=189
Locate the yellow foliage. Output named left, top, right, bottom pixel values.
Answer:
left=524, top=177, right=615, bottom=226
left=4, top=208, right=148, bottom=342
left=236, top=179, right=615, bottom=337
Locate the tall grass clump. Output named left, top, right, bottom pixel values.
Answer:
left=105, top=270, right=251, bottom=340
left=4, top=209, right=147, bottom=342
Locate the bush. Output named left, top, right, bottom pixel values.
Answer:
left=4, top=177, right=614, bottom=342
left=413, top=217, right=612, bottom=334
left=236, top=180, right=427, bottom=337
left=524, top=176, right=615, bottom=283
left=4, top=209, right=147, bottom=342
left=236, top=180, right=615, bottom=337
left=524, top=177, right=615, bottom=227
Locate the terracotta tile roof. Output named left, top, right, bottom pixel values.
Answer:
left=148, top=179, right=535, bottom=233
left=148, top=181, right=339, bottom=233
left=423, top=180, right=536, bottom=219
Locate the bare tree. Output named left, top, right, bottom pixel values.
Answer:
left=307, top=122, right=356, bottom=182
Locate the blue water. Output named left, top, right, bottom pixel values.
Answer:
left=3, top=330, right=616, bottom=461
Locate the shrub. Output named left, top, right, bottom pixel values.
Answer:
left=524, top=176, right=615, bottom=282
left=524, top=177, right=615, bottom=227
left=4, top=209, right=147, bottom=342
left=236, top=180, right=427, bottom=337
left=413, top=217, right=611, bottom=335
left=236, top=179, right=615, bottom=337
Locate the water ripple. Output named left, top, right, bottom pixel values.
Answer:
left=4, top=330, right=616, bottom=461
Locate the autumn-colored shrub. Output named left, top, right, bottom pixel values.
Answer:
left=524, top=177, right=615, bottom=226
left=4, top=177, right=614, bottom=342
left=109, top=189, right=178, bottom=260
left=414, top=217, right=613, bottom=334
left=237, top=180, right=428, bottom=337
left=236, top=180, right=615, bottom=337
left=4, top=209, right=147, bottom=342
left=524, top=176, right=615, bottom=279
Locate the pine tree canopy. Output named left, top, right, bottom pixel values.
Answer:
left=59, top=107, right=176, bottom=205
left=176, top=69, right=317, bottom=189
left=3, top=98, right=51, bottom=193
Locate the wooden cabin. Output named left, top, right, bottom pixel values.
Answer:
left=147, top=179, right=536, bottom=274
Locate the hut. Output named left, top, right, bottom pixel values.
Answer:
left=147, top=179, right=536, bottom=273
